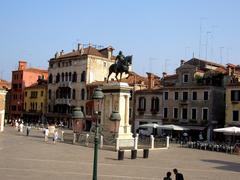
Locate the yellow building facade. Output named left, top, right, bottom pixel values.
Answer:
left=23, top=79, right=47, bottom=123
left=225, top=84, right=240, bottom=126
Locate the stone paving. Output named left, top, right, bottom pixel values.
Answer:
left=0, top=126, right=239, bottom=180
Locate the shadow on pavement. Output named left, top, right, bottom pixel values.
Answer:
left=201, top=159, right=240, bottom=172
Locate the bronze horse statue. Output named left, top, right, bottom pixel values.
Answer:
left=107, top=55, right=132, bottom=82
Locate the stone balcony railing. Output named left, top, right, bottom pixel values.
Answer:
left=55, top=98, right=71, bottom=105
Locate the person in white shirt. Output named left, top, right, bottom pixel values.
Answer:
left=19, top=123, right=24, bottom=132
left=53, top=130, right=58, bottom=144
left=44, top=128, right=49, bottom=142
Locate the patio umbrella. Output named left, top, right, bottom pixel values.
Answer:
left=139, top=123, right=160, bottom=128
left=213, top=126, right=240, bottom=135
left=157, top=124, right=189, bottom=131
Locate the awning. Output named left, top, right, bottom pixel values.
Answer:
left=182, top=126, right=206, bottom=130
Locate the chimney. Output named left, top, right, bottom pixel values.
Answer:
left=180, top=60, right=185, bottom=66
left=55, top=52, right=59, bottom=59
left=60, top=50, right=64, bottom=56
left=18, top=61, right=27, bottom=70
left=77, top=43, right=82, bottom=51
left=147, top=72, right=155, bottom=89
left=162, top=72, right=167, bottom=78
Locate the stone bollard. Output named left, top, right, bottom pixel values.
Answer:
left=61, top=131, right=64, bottom=141
left=100, top=135, right=103, bottom=149
left=116, top=138, right=120, bottom=151
left=166, top=136, right=170, bottom=148
left=118, top=150, right=124, bottom=160
left=134, top=134, right=139, bottom=150
left=85, top=133, right=89, bottom=147
left=73, top=133, right=76, bottom=144
left=131, top=149, right=137, bottom=159
left=150, top=135, right=154, bottom=149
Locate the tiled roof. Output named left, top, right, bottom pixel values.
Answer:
left=24, top=68, right=48, bottom=73
left=164, top=74, right=178, bottom=80
left=56, top=46, right=115, bottom=60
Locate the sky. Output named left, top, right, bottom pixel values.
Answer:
left=0, top=0, right=240, bottom=81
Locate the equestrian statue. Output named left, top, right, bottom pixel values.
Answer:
left=107, top=51, right=132, bottom=82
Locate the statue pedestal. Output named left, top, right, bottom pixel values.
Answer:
left=101, top=82, right=134, bottom=150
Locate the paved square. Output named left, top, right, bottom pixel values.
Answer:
left=0, top=126, right=239, bottom=180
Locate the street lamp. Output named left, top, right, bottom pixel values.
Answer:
left=92, top=88, right=104, bottom=180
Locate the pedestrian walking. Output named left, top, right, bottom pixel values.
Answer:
left=53, top=130, right=58, bottom=144
left=19, top=123, right=24, bottom=133
left=163, top=171, right=172, bottom=180
left=44, top=127, right=49, bottom=142
left=26, top=124, right=31, bottom=136
left=173, top=169, right=184, bottom=180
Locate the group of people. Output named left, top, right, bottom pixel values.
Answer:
left=163, top=169, right=184, bottom=180
left=44, top=127, right=59, bottom=144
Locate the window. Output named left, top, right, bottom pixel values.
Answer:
left=19, top=84, right=22, bottom=89
left=72, top=89, right=76, bottom=100
left=192, top=91, right=197, bottom=100
left=24, top=103, right=26, bottom=110
left=164, top=92, right=168, bottom=100
left=69, top=72, right=72, bottom=81
left=164, top=108, right=168, bottom=118
left=81, top=71, right=86, bottom=82
left=174, top=92, right=178, bottom=100
left=41, top=91, right=43, bottom=96
left=138, top=97, right=146, bottom=110
left=56, top=73, right=60, bottom=83
left=183, top=74, right=189, bottom=83
left=48, top=90, right=52, bottom=100
left=151, top=97, right=159, bottom=112
left=233, top=111, right=239, bottom=121
left=182, top=108, right=188, bottom=119
left=48, top=74, right=53, bottom=83
left=41, top=103, right=43, bottom=110
left=65, top=72, right=68, bottom=81
left=72, top=72, right=77, bottom=82
left=30, top=91, right=38, bottom=98
left=25, top=92, right=27, bottom=97
left=231, top=90, right=240, bottom=101
left=191, top=108, right=197, bottom=120
left=103, top=62, right=107, bottom=67
left=48, top=105, right=51, bottom=112
left=58, top=62, right=60, bottom=67
left=81, top=106, right=84, bottom=114
left=12, top=105, right=16, bottom=111
left=81, top=89, right=85, bottom=100
left=204, top=91, right=208, bottom=100
left=35, top=103, right=37, bottom=110
left=61, top=73, right=64, bottom=82
left=183, top=92, right=188, bottom=100
left=202, top=108, right=208, bottom=120
left=173, top=108, right=178, bottom=119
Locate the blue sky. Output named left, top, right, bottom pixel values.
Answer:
left=0, top=0, right=240, bottom=80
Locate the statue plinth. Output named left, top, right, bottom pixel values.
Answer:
left=101, top=82, right=134, bottom=150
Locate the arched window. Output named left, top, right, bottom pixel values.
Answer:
left=48, top=74, right=53, bottom=83
left=81, top=88, right=85, bottom=100
left=151, top=97, right=159, bottom=112
left=48, top=89, right=52, bottom=100
left=138, top=97, right=146, bottom=110
left=68, top=88, right=71, bottom=99
left=81, top=71, right=86, bottom=82
left=61, top=73, right=64, bottom=82
left=56, top=89, right=59, bottom=99
left=56, top=73, right=60, bottom=83
left=65, top=72, right=68, bottom=81
left=72, top=72, right=77, bottom=82
left=69, top=72, right=72, bottom=81
left=72, top=89, right=76, bottom=99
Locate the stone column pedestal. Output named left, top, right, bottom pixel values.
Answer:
left=101, top=82, right=134, bottom=150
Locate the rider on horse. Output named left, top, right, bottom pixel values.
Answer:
left=115, top=51, right=125, bottom=71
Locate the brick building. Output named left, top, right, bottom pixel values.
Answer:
left=9, top=61, right=48, bottom=119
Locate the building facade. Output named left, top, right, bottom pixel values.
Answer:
left=47, top=44, right=118, bottom=127
left=0, top=88, right=7, bottom=132
left=225, top=83, right=240, bottom=127
left=9, top=61, right=48, bottom=119
left=23, top=79, right=48, bottom=124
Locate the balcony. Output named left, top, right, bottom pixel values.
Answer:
left=150, top=109, right=159, bottom=114
left=55, top=98, right=71, bottom=105
left=59, top=81, right=72, bottom=88
left=179, top=99, right=188, bottom=105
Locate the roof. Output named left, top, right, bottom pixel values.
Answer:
left=164, top=74, right=178, bottom=80
left=186, top=58, right=225, bottom=68
left=24, top=68, right=48, bottom=73
left=25, top=79, right=48, bottom=89
left=55, top=46, right=115, bottom=60
left=0, top=79, right=11, bottom=90
left=120, top=72, right=148, bottom=85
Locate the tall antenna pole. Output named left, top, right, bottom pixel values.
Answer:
left=205, top=31, right=211, bottom=60
left=199, top=17, right=207, bottom=58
